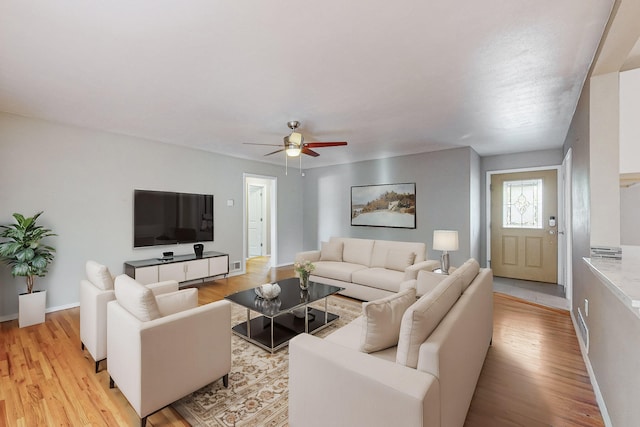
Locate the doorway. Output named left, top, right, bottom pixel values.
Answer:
left=243, top=174, right=277, bottom=270
left=488, top=168, right=560, bottom=284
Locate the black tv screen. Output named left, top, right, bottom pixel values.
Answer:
left=134, top=190, right=213, bottom=248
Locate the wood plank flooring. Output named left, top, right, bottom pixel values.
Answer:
left=0, top=257, right=603, bottom=426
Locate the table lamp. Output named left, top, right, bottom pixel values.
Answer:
left=433, top=230, right=459, bottom=274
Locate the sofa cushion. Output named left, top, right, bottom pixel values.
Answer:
left=385, top=250, right=417, bottom=272
left=352, top=267, right=406, bottom=293
left=320, top=241, right=343, bottom=262
left=360, top=288, right=416, bottom=353
left=452, top=258, right=480, bottom=292
left=396, top=274, right=463, bottom=368
left=371, top=240, right=427, bottom=267
left=86, top=260, right=114, bottom=291
left=114, top=274, right=161, bottom=322
left=313, top=261, right=368, bottom=282
left=336, top=237, right=374, bottom=267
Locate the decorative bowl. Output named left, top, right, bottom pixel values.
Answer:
left=255, top=283, right=281, bottom=300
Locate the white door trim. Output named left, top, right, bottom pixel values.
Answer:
left=243, top=173, right=277, bottom=271
left=486, top=165, right=563, bottom=284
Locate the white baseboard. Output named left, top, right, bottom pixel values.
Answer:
left=0, top=301, right=80, bottom=323
left=570, top=310, right=613, bottom=426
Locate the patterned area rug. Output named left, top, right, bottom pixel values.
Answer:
left=172, top=296, right=362, bottom=427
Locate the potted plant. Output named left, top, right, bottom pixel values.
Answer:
left=0, top=211, right=56, bottom=327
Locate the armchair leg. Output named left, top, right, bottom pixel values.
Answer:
left=140, top=416, right=147, bottom=427
left=109, top=376, right=115, bottom=389
left=95, top=361, right=100, bottom=373
left=223, top=374, right=229, bottom=388
left=81, top=342, right=85, bottom=351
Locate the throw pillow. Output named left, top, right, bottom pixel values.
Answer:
left=396, top=275, right=463, bottom=368
left=360, top=287, right=417, bottom=353
left=320, top=241, right=344, bottom=262
left=155, top=288, right=198, bottom=317
left=114, top=274, right=161, bottom=322
left=85, top=260, right=114, bottom=291
left=385, top=250, right=416, bottom=272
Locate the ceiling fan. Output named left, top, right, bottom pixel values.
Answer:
left=244, top=121, right=348, bottom=158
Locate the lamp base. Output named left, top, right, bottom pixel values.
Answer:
left=440, top=252, right=450, bottom=275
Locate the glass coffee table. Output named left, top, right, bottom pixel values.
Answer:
left=225, top=277, right=344, bottom=353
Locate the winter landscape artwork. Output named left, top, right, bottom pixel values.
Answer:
left=351, top=183, right=416, bottom=228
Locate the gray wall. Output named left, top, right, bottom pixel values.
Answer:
left=0, top=113, right=302, bottom=319
left=563, top=79, right=640, bottom=426
left=479, top=149, right=564, bottom=266
left=301, top=147, right=480, bottom=266
left=621, top=184, right=640, bottom=245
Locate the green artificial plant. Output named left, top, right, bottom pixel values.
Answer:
left=0, top=211, right=56, bottom=294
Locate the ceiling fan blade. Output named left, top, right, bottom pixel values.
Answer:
left=302, top=147, right=320, bottom=157
left=265, top=149, right=285, bottom=156
left=304, top=141, right=348, bottom=148
left=243, top=142, right=283, bottom=147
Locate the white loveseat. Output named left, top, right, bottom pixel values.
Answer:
left=289, top=259, right=493, bottom=427
left=295, top=237, right=440, bottom=301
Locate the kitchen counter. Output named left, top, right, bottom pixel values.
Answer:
left=584, top=245, right=640, bottom=319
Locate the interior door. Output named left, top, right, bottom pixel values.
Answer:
left=491, top=169, right=558, bottom=283
left=248, top=185, right=264, bottom=257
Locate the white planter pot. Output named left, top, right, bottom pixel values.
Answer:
left=18, top=290, right=46, bottom=328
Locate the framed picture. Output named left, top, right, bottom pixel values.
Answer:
left=351, top=183, right=416, bottom=228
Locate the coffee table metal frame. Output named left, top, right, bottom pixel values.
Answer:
left=225, top=278, right=344, bottom=353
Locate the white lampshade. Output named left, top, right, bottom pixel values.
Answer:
left=433, top=230, right=459, bottom=251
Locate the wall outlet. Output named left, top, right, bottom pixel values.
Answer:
left=585, top=298, right=589, bottom=317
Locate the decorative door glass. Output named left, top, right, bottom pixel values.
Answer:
left=502, top=179, right=543, bottom=229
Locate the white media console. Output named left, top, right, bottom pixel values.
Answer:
left=124, top=251, right=229, bottom=285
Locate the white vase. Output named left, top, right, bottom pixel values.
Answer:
left=18, top=290, right=46, bottom=328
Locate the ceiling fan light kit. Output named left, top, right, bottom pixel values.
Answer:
left=243, top=120, right=348, bottom=171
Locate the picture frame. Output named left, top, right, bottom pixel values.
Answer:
left=351, top=183, right=416, bottom=228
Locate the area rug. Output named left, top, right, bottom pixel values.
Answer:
left=172, top=296, right=362, bottom=427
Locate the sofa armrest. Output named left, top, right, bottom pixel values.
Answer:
left=289, top=333, right=440, bottom=427
left=146, top=280, right=179, bottom=295
left=79, top=280, right=115, bottom=361
left=295, top=250, right=321, bottom=263
left=404, top=259, right=440, bottom=281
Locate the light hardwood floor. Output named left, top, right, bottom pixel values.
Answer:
left=0, top=257, right=604, bottom=426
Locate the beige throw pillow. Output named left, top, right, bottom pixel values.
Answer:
left=360, top=288, right=417, bottom=353
left=320, top=241, right=343, bottom=262
left=114, top=274, right=161, bottom=322
left=396, top=275, right=463, bottom=368
left=155, top=288, right=198, bottom=317
left=85, top=260, right=114, bottom=290
left=385, top=250, right=416, bottom=272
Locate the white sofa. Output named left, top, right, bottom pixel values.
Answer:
left=289, top=259, right=493, bottom=427
left=79, top=260, right=178, bottom=372
left=295, top=237, right=440, bottom=301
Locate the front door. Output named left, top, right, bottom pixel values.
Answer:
left=490, top=169, right=558, bottom=283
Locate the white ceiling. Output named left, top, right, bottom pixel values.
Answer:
left=0, top=0, right=618, bottom=168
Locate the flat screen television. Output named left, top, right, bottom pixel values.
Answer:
left=134, top=189, right=213, bottom=248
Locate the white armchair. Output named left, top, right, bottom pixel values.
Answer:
left=107, top=274, right=231, bottom=427
left=80, top=261, right=178, bottom=372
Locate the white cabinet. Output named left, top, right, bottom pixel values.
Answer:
left=186, top=259, right=209, bottom=281
left=135, top=266, right=159, bottom=285
left=209, top=255, right=229, bottom=277
left=159, top=262, right=186, bottom=282
left=125, top=251, right=229, bottom=285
